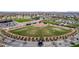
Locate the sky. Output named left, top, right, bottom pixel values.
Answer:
left=0, top=0, right=79, bottom=12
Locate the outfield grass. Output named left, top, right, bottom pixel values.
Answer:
left=15, top=18, right=31, bottom=23
left=10, top=25, right=71, bottom=37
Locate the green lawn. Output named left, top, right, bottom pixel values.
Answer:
left=65, top=24, right=79, bottom=28
left=43, top=20, right=61, bottom=25
left=72, top=44, right=79, bottom=47
left=15, top=18, right=31, bottom=23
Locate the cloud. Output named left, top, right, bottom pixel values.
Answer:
left=0, top=0, right=79, bottom=12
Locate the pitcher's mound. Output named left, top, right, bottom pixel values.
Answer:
left=33, top=23, right=47, bottom=27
